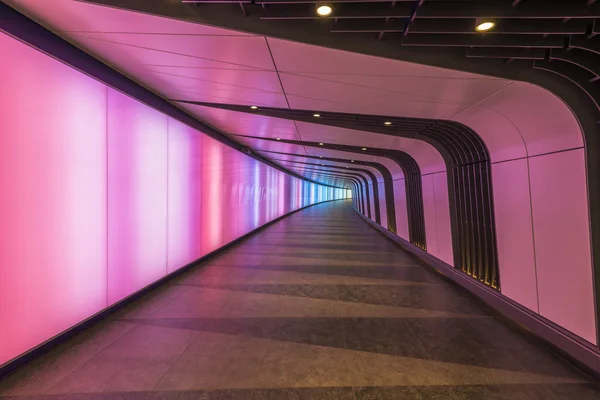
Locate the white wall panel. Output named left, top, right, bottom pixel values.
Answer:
left=492, top=159, right=538, bottom=312
left=529, top=149, right=596, bottom=344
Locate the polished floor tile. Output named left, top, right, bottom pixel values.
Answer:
left=0, top=200, right=596, bottom=399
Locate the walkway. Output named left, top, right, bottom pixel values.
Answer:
left=0, top=200, right=598, bottom=399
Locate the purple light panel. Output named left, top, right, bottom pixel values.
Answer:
left=0, top=33, right=347, bottom=367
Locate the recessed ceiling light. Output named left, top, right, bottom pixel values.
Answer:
left=362, top=147, right=367, bottom=151
left=319, top=142, right=324, bottom=146
left=250, top=105, right=258, bottom=109
left=351, top=160, right=354, bottom=162
left=316, top=5, right=332, bottom=16
left=313, top=113, right=320, bottom=117
left=276, top=137, right=281, bottom=140
left=320, top=156, right=323, bottom=158
left=384, top=121, right=392, bottom=126
left=475, top=21, right=495, bottom=32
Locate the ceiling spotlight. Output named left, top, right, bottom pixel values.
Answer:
left=362, top=147, right=367, bottom=151
left=384, top=121, right=392, bottom=126
left=316, top=5, right=332, bottom=16
left=351, top=160, right=355, bottom=162
left=320, top=156, right=323, bottom=158
left=276, top=137, right=281, bottom=140
left=319, top=142, right=324, bottom=146
left=250, top=105, right=258, bottom=110
left=475, top=18, right=495, bottom=32
left=313, top=113, right=321, bottom=117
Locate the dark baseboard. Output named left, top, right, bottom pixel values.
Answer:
left=354, top=207, right=600, bottom=380
left=0, top=198, right=347, bottom=380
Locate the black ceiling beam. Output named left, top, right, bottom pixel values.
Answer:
left=551, top=49, right=600, bottom=80
left=256, top=0, right=416, bottom=3
left=570, top=36, right=600, bottom=55
left=182, top=0, right=250, bottom=3
left=260, top=3, right=414, bottom=19
left=466, top=47, right=547, bottom=59
left=332, top=18, right=589, bottom=35
left=259, top=1, right=600, bottom=20
left=397, top=34, right=568, bottom=48
left=534, top=59, right=600, bottom=109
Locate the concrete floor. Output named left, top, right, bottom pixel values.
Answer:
left=1, top=200, right=598, bottom=399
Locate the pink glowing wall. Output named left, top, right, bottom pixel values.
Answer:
left=492, top=159, right=539, bottom=312
left=0, top=33, right=345, bottom=367
left=0, top=33, right=108, bottom=366
left=107, top=89, right=169, bottom=304
left=420, top=173, right=453, bottom=265
left=529, top=149, right=595, bottom=344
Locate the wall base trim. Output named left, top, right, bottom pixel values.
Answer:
left=354, top=208, right=600, bottom=378
left=0, top=199, right=347, bottom=380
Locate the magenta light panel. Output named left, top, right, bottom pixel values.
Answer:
left=0, top=32, right=348, bottom=366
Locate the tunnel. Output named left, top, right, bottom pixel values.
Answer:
left=1, top=0, right=600, bottom=398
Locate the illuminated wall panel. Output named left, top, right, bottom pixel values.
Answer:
left=200, top=136, right=224, bottom=255
left=236, top=156, right=256, bottom=237
left=107, top=88, right=169, bottom=304
left=492, top=159, right=538, bottom=312
left=529, top=149, right=596, bottom=344
left=221, top=146, right=241, bottom=245
left=167, top=118, right=203, bottom=273
left=1, top=33, right=345, bottom=367
left=0, top=33, right=108, bottom=365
